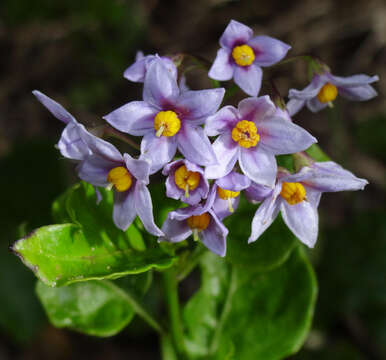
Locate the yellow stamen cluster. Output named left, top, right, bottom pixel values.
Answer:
left=187, top=213, right=210, bottom=231
left=154, top=111, right=181, bottom=137
left=232, top=45, right=255, bottom=66
left=107, top=166, right=132, bottom=192
left=280, top=182, right=306, bottom=205
left=174, top=165, right=201, bottom=198
left=317, top=83, right=338, bottom=104
left=217, top=187, right=240, bottom=200
left=232, top=120, right=260, bottom=148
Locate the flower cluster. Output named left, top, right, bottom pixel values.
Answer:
left=34, top=19, right=375, bottom=257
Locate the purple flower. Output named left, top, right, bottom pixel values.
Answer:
left=104, top=58, right=224, bottom=173
left=210, top=171, right=251, bottom=219
left=287, top=71, right=379, bottom=116
left=162, top=159, right=209, bottom=205
left=32, top=90, right=92, bottom=161
left=205, top=96, right=317, bottom=187
left=209, top=19, right=291, bottom=96
left=75, top=132, right=163, bottom=235
left=248, top=161, right=368, bottom=247
left=159, top=192, right=228, bottom=257
left=123, top=51, right=177, bottom=83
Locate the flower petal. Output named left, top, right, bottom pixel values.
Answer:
left=208, top=48, right=234, bottom=80
left=258, top=116, right=317, bottom=155
left=141, top=132, right=177, bottom=174
left=143, top=59, right=180, bottom=108
left=205, top=105, right=238, bottom=137
left=338, top=84, right=378, bottom=101
left=238, top=95, right=276, bottom=123
left=113, top=189, right=137, bottom=231
left=234, top=65, right=263, bottom=97
left=286, top=98, right=306, bottom=116
left=248, top=195, right=281, bottom=243
left=247, top=36, right=291, bottom=67
left=280, top=199, right=318, bottom=248
left=239, top=147, right=277, bottom=187
left=77, top=154, right=116, bottom=187
left=219, top=19, right=253, bottom=49
left=103, top=101, right=157, bottom=136
left=212, top=189, right=240, bottom=220
left=134, top=181, right=164, bottom=236
left=245, top=182, right=273, bottom=202
left=204, top=133, right=238, bottom=179
left=201, top=211, right=228, bottom=257
left=123, top=57, right=147, bottom=82
left=123, top=153, right=150, bottom=184
left=288, top=75, right=326, bottom=100
left=177, top=124, right=217, bottom=166
left=159, top=216, right=191, bottom=243
left=329, top=74, right=379, bottom=87
left=215, top=171, right=251, bottom=191
left=32, top=90, right=75, bottom=124
left=307, top=97, right=328, bottom=112
left=58, top=122, right=91, bottom=160
left=176, top=88, right=225, bottom=122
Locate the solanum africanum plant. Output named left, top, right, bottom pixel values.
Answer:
left=13, top=20, right=377, bottom=359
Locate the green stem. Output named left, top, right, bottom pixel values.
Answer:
left=162, top=267, right=187, bottom=357
left=103, top=125, right=141, bottom=151
left=177, top=244, right=206, bottom=282
left=268, top=55, right=313, bottom=68
left=103, top=280, right=165, bottom=335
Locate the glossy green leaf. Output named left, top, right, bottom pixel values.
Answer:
left=183, top=247, right=317, bottom=359
left=224, top=196, right=298, bottom=271
left=12, top=182, right=175, bottom=286
left=36, top=272, right=151, bottom=337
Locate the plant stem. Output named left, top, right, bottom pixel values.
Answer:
left=177, top=244, right=206, bottom=282
left=103, top=280, right=165, bottom=335
left=103, top=125, right=141, bottom=150
left=162, top=267, right=187, bottom=357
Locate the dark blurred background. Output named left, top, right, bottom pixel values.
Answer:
left=0, top=0, right=385, bottom=359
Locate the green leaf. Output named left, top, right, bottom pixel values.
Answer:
left=12, top=182, right=175, bottom=286
left=224, top=197, right=298, bottom=271
left=305, top=144, right=330, bottom=162
left=36, top=272, right=151, bottom=337
left=183, top=247, right=317, bottom=359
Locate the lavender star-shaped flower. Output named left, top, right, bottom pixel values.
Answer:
left=104, top=58, right=224, bottom=174
left=205, top=96, right=317, bottom=187
left=209, top=19, right=291, bottom=96
left=248, top=161, right=368, bottom=247
left=159, top=190, right=228, bottom=257
left=287, top=71, right=379, bottom=116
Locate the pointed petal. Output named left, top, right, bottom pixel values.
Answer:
left=159, top=216, right=191, bottom=243
left=238, top=95, right=276, bottom=123
left=177, top=124, right=217, bottom=166
left=123, top=57, right=147, bottom=82
left=77, top=154, right=115, bottom=187
left=329, top=74, right=379, bottom=87
left=177, top=88, right=225, bottom=122
left=248, top=195, right=281, bottom=243
left=288, top=75, right=326, bottom=100
left=258, top=116, right=317, bottom=155
left=208, top=48, right=234, bottom=80
left=141, top=132, right=177, bottom=174
left=219, top=19, right=253, bottom=48
left=201, top=211, right=228, bottom=257
left=281, top=200, right=318, bottom=248
left=204, top=133, right=238, bottom=179
left=338, top=84, right=378, bottom=101
left=135, top=182, right=164, bottom=236
left=234, top=65, right=262, bottom=97
left=113, top=190, right=137, bottom=231
left=205, top=105, right=238, bottom=137
left=123, top=153, right=150, bottom=184
left=103, top=101, right=157, bottom=136
left=307, top=97, right=328, bottom=112
left=216, top=171, right=251, bottom=191
left=32, top=90, right=75, bottom=124
left=143, top=59, right=179, bottom=108
left=245, top=182, right=273, bottom=202
left=58, top=122, right=91, bottom=160
left=286, top=98, right=306, bottom=116
left=239, top=147, right=277, bottom=187
left=247, top=36, right=291, bottom=67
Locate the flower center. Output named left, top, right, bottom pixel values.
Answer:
left=280, top=182, right=306, bottom=205
left=187, top=213, right=210, bottom=231
left=174, top=165, right=200, bottom=198
left=317, top=83, right=338, bottom=104
left=217, top=187, right=240, bottom=200
left=154, top=111, right=181, bottom=137
left=232, top=44, right=255, bottom=66
left=232, top=120, right=260, bottom=148
left=107, top=166, right=132, bottom=192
